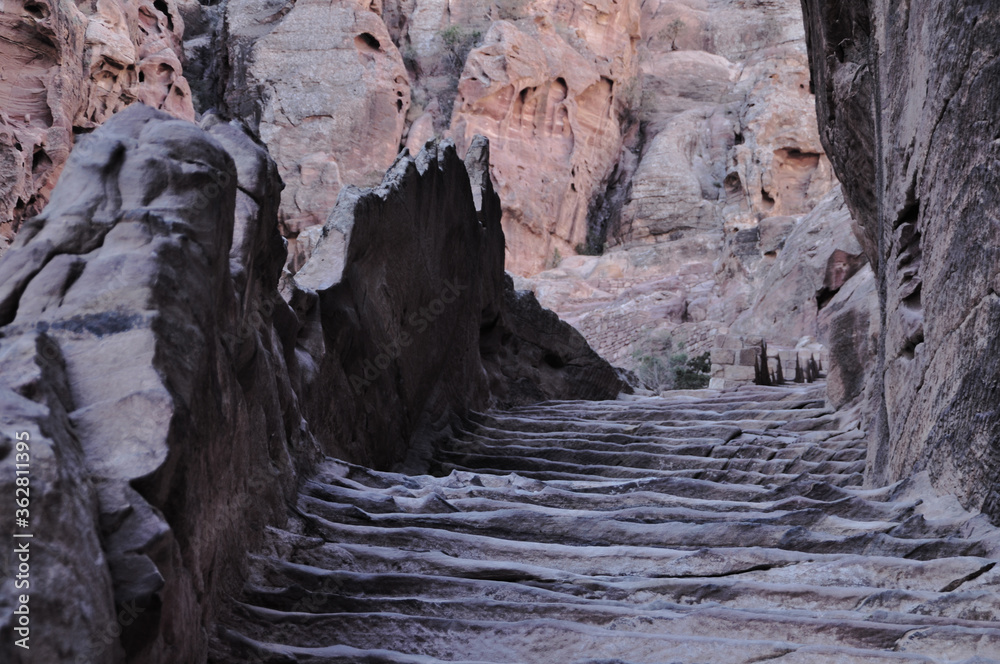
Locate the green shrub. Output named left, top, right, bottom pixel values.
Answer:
left=630, top=333, right=710, bottom=391
left=438, top=26, right=482, bottom=76
left=545, top=247, right=563, bottom=270
left=495, top=0, right=528, bottom=20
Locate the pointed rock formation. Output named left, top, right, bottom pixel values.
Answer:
left=0, top=104, right=621, bottom=663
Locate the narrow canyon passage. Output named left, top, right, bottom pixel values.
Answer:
left=209, top=384, right=1000, bottom=663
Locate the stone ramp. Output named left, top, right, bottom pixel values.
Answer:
left=209, top=384, right=1000, bottom=663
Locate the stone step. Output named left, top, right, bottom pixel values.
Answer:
left=436, top=443, right=867, bottom=476
left=302, top=477, right=914, bottom=522
left=248, top=557, right=1000, bottom=623
left=210, top=385, right=1000, bottom=664
left=436, top=460, right=866, bottom=488
left=257, top=527, right=1000, bottom=599
left=296, top=496, right=986, bottom=559
left=221, top=605, right=1000, bottom=663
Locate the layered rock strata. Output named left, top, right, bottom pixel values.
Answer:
left=801, top=0, right=1000, bottom=520
left=0, top=0, right=194, bottom=256
left=0, top=105, right=620, bottom=663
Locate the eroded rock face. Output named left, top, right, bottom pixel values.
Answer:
left=0, top=105, right=620, bottom=662
left=293, top=136, right=624, bottom=469
left=801, top=0, right=1000, bottom=519
left=450, top=3, right=641, bottom=275
left=0, top=104, right=309, bottom=664
left=224, top=0, right=411, bottom=243
left=818, top=263, right=878, bottom=412
left=376, top=1, right=640, bottom=275
left=0, top=335, right=123, bottom=664
left=730, top=186, right=865, bottom=347
left=521, top=0, right=842, bottom=378
left=0, top=0, right=194, bottom=256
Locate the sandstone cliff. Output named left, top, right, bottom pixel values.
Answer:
left=521, top=0, right=850, bottom=383
left=173, top=0, right=640, bottom=275
left=0, top=105, right=621, bottom=663
left=0, top=0, right=194, bottom=256
left=801, top=0, right=1000, bottom=520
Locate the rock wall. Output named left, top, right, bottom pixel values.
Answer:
left=291, top=134, right=623, bottom=468
left=449, top=1, right=641, bottom=274
left=0, top=0, right=194, bottom=257
left=0, top=104, right=310, bottom=664
left=200, top=0, right=640, bottom=275
left=801, top=0, right=1000, bottom=519
left=521, top=0, right=849, bottom=381
left=0, top=105, right=621, bottom=663
left=222, top=0, right=411, bottom=242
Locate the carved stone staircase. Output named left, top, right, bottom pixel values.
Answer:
left=210, top=383, right=1000, bottom=663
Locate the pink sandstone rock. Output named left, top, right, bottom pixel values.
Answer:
left=0, top=0, right=194, bottom=256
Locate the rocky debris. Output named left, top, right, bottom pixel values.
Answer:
left=222, top=0, right=411, bottom=245
left=0, top=0, right=194, bottom=256
left=210, top=382, right=1000, bottom=663
left=0, top=105, right=621, bottom=662
left=801, top=1, right=1000, bottom=521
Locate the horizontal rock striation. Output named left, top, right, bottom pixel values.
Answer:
left=210, top=382, right=1000, bottom=663
left=0, top=104, right=621, bottom=663
left=801, top=0, right=1000, bottom=521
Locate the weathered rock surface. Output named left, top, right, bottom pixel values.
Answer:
left=0, top=335, right=123, bottom=663
left=372, top=0, right=642, bottom=275
left=520, top=0, right=845, bottom=382
left=730, top=186, right=866, bottom=347
left=291, top=135, right=623, bottom=467
left=450, top=2, right=641, bottom=274
left=0, top=103, right=310, bottom=664
left=223, top=0, right=411, bottom=247
left=0, top=0, right=194, bottom=256
left=0, top=105, right=620, bottom=662
left=818, top=263, right=878, bottom=411
left=210, top=382, right=1000, bottom=663
left=801, top=0, right=1000, bottom=521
